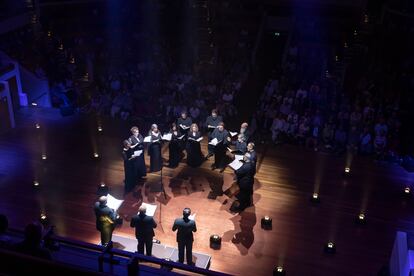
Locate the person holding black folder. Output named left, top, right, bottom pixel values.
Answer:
left=205, top=109, right=223, bottom=158
left=186, top=123, right=204, bottom=167
left=130, top=205, right=157, bottom=256
left=177, top=111, right=192, bottom=139
left=172, top=208, right=197, bottom=265
left=228, top=134, right=247, bottom=155
left=148, top=124, right=163, bottom=172
left=128, top=126, right=147, bottom=180
left=94, top=196, right=117, bottom=246
left=210, top=122, right=229, bottom=172
left=122, top=140, right=139, bottom=193
left=168, top=123, right=183, bottom=168
left=233, top=153, right=256, bottom=212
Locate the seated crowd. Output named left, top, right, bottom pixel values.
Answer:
left=0, top=214, right=52, bottom=260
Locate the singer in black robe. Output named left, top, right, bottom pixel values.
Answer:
left=168, top=123, right=183, bottom=168
left=129, top=126, right=147, bottom=179
left=210, top=123, right=229, bottom=170
left=122, top=140, right=138, bottom=193
left=177, top=111, right=192, bottom=139
left=148, top=124, right=163, bottom=172
left=205, top=109, right=223, bottom=157
left=235, top=154, right=256, bottom=211
left=230, top=134, right=247, bottom=154
left=186, top=124, right=204, bottom=167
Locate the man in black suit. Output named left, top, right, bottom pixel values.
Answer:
left=94, top=196, right=117, bottom=246
left=172, top=208, right=197, bottom=265
left=130, top=205, right=157, bottom=256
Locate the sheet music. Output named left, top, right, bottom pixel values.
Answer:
left=133, top=150, right=143, bottom=157
left=178, top=134, right=185, bottom=139
left=229, top=131, right=238, bottom=137
left=229, top=159, right=243, bottom=170
left=162, top=133, right=172, bottom=141
left=140, top=203, right=157, bottom=217
left=196, top=137, right=203, bottom=142
left=208, top=125, right=217, bottom=129
left=143, top=136, right=151, bottom=142
left=179, top=124, right=190, bottom=130
left=189, top=213, right=196, bottom=221
left=227, top=147, right=232, bottom=152
left=106, top=194, right=124, bottom=211
left=234, top=154, right=244, bottom=161
left=209, top=138, right=219, bottom=146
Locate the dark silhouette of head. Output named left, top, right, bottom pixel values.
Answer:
left=183, top=208, right=191, bottom=219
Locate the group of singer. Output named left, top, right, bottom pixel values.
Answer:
left=121, top=108, right=258, bottom=210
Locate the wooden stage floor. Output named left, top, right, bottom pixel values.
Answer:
left=1, top=108, right=414, bottom=275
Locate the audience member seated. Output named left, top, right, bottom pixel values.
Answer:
left=13, top=222, right=52, bottom=260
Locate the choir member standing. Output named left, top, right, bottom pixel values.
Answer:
left=177, top=111, right=192, bottom=138
left=168, top=123, right=183, bottom=168
left=247, top=142, right=257, bottom=173
left=234, top=152, right=256, bottom=212
left=186, top=123, right=204, bottom=167
left=122, top=140, right=137, bottom=193
left=128, top=126, right=147, bottom=179
left=239, top=122, right=251, bottom=143
left=210, top=122, right=229, bottom=172
left=229, top=134, right=247, bottom=154
left=148, top=124, right=163, bottom=172
left=205, top=109, right=223, bottom=158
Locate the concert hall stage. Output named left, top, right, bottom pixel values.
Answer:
left=0, top=108, right=413, bottom=275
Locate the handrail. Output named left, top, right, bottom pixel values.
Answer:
left=7, top=227, right=232, bottom=276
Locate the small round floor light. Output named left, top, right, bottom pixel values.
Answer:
left=310, top=193, right=320, bottom=203
left=324, top=241, right=336, bottom=254
left=273, top=266, right=286, bottom=276
left=261, top=216, right=272, bottom=229
left=210, top=234, right=221, bottom=249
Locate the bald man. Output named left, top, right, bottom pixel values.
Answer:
left=130, top=205, right=157, bottom=256
left=94, top=196, right=117, bottom=246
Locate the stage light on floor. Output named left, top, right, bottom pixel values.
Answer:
left=210, top=234, right=221, bottom=249
left=42, top=154, right=47, bottom=160
left=97, top=182, right=109, bottom=196
left=324, top=242, right=336, bottom=254
left=356, top=213, right=366, bottom=225
left=35, top=123, right=40, bottom=129
left=261, top=216, right=272, bottom=229
left=40, top=213, right=49, bottom=226
left=273, top=266, right=286, bottom=276
left=94, top=152, right=99, bottom=158
left=310, top=192, right=320, bottom=203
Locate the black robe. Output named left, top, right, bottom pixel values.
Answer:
left=186, top=131, right=204, bottom=167
left=129, top=134, right=147, bottom=178
left=205, top=115, right=223, bottom=154
left=210, top=128, right=229, bottom=168
left=168, top=130, right=183, bottom=168
left=122, top=147, right=138, bottom=193
left=231, top=140, right=247, bottom=154
left=148, top=131, right=163, bottom=172
left=177, top=117, right=192, bottom=137
left=235, top=161, right=255, bottom=210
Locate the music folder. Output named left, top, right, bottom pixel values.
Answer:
left=227, top=147, right=243, bottom=155
left=162, top=133, right=172, bottom=141
left=179, top=124, right=190, bottom=130
left=140, top=203, right=157, bottom=217
left=143, top=136, right=151, bottom=143
left=106, top=194, right=124, bottom=212
left=229, top=159, right=243, bottom=170
left=208, top=138, right=221, bottom=146
left=133, top=150, right=143, bottom=157
left=229, top=131, right=238, bottom=137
